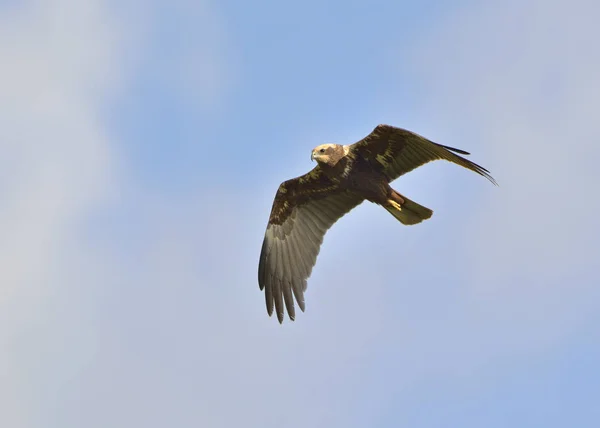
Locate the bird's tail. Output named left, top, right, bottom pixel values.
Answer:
left=383, top=190, right=433, bottom=226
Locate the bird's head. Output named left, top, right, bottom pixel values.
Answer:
left=311, top=144, right=347, bottom=166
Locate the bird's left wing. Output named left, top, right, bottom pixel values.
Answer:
left=259, top=167, right=363, bottom=323
left=349, top=124, right=497, bottom=185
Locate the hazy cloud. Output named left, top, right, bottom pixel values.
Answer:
left=3, top=1, right=598, bottom=427
left=402, top=0, right=600, bottom=369
left=0, top=0, right=131, bottom=426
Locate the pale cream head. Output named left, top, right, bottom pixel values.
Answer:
left=310, top=143, right=349, bottom=166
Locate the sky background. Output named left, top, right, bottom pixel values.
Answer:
left=2, top=0, right=599, bottom=427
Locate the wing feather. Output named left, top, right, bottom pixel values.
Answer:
left=258, top=168, right=363, bottom=323
left=281, top=237, right=298, bottom=319
left=272, top=239, right=285, bottom=320
left=349, top=124, right=497, bottom=185
left=289, top=222, right=311, bottom=277
left=287, top=239, right=306, bottom=313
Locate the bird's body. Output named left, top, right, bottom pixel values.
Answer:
left=259, top=124, right=496, bottom=323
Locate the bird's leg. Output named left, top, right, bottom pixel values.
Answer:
left=387, top=189, right=404, bottom=211
left=387, top=199, right=402, bottom=211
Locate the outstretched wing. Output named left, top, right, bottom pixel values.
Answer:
left=349, top=124, right=497, bottom=184
left=258, top=167, right=363, bottom=323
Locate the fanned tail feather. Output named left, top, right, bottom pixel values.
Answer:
left=384, top=191, right=433, bottom=225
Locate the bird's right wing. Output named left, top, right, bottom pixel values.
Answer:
left=259, top=167, right=364, bottom=323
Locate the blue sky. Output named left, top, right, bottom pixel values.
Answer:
left=2, top=0, right=599, bottom=427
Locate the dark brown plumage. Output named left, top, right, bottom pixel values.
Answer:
left=258, top=124, right=496, bottom=323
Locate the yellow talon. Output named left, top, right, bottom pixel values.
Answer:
left=388, top=200, right=402, bottom=211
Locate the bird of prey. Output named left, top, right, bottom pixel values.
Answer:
left=258, top=124, right=496, bottom=323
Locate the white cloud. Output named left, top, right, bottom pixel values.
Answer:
left=0, top=1, right=233, bottom=427
left=0, top=0, right=124, bottom=297
left=4, top=0, right=598, bottom=426
left=0, top=0, right=128, bottom=426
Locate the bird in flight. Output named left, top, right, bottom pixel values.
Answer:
left=258, top=124, right=496, bottom=323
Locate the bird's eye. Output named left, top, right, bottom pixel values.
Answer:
left=319, top=148, right=325, bottom=153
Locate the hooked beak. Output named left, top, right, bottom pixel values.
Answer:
left=310, top=152, right=315, bottom=162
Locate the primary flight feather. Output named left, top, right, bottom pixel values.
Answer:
left=258, top=124, right=496, bottom=323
